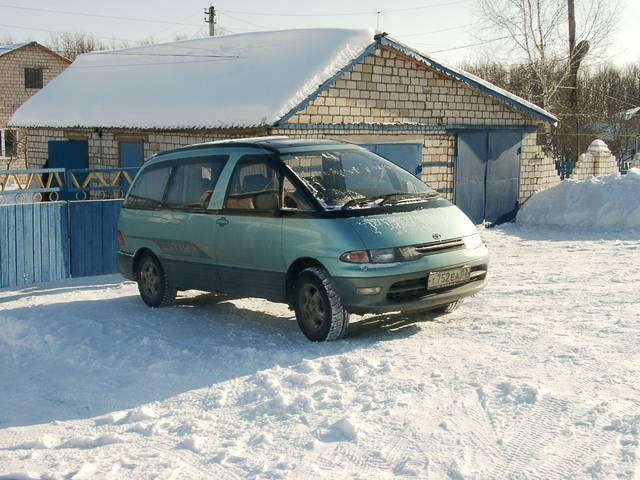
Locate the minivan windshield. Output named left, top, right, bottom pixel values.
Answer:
left=281, top=147, right=436, bottom=210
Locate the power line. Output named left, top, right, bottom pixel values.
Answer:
left=219, top=11, right=271, bottom=30
left=93, top=51, right=240, bottom=59
left=418, top=36, right=511, bottom=54
left=557, top=85, right=640, bottom=108
left=0, top=4, right=202, bottom=27
left=68, top=57, right=240, bottom=69
left=384, top=0, right=472, bottom=14
left=394, top=23, right=476, bottom=38
left=0, top=22, right=136, bottom=43
left=217, top=0, right=471, bottom=18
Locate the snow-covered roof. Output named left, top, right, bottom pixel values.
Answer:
left=0, top=42, right=32, bottom=58
left=9, top=29, right=374, bottom=130
left=9, top=29, right=557, bottom=130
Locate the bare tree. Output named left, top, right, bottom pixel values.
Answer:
left=0, top=33, right=15, bottom=45
left=476, top=0, right=617, bottom=111
left=46, top=32, right=129, bottom=60
left=1, top=129, right=27, bottom=170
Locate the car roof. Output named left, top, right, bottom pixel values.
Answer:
left=152, top=136, right=346, bottom=159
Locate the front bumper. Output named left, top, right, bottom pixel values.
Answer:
left=333, top=256, right=488, bottom=314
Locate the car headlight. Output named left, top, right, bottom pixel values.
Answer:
left=463, top=233, right=484, bottom=249
left=368, top=248, right=396, bottom=263
left=340, top=248, right=399, bottom=263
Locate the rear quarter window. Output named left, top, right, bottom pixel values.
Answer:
left=124, top=162, right=172, bottom=209
left=165, top=155, right=228, bottom=209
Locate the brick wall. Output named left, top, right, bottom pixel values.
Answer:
left=0, top=43, right=70, bottom=169
left=285, top=46, right=533, bottom=127
left=0, top=44, right=69, bottom=126
left=518, top=132, right=561, bottom=204
left=24, top=127, right=270, bottom=169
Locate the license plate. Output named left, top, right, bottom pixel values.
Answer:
left=427, top=267, right=470, bottom=290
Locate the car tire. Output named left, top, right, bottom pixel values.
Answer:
left=136, top=253, right=176, bottom=308
left=293, top=267, right=349, bottom=342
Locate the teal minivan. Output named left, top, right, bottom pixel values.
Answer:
left=117, top=137, right=488, bottom=341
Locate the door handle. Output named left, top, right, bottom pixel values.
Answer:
left=216, top=217, right=229, bottom=226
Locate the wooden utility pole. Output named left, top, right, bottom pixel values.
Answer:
left=205, top=5, right=216, bottom=36
left=567, top=0, right=589, bottom=155
left=568, top=0, right=577, bottom=109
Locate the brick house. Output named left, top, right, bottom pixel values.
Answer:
left=0, top=41, right=70, bottom=168
left=9, top=29, right=560, bottom=223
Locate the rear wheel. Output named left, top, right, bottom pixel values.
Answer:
left=293, top=267, right=349, bottom=342
left=136, top=254, right=176, bottom=307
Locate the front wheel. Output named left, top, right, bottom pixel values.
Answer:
left=293, top=267, right=349, bottom=342
left=136, top=254, right=176, bottom=308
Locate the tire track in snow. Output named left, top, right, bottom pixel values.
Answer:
left=487, top=396, right=568, bottom=479
left=534, top=428, right=617, bottom=479
left=145, top=442, right=241, bottom=480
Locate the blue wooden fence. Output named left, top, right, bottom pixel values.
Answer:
left=0, top=199, right=123, bottom=289
left=69, top=200, right=122, bottom=278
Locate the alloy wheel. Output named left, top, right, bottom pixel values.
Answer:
left=140, top=260, right=161, bottom=298
left=298, top=283, right=326, bottom=332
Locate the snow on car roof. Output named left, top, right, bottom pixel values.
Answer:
left=9, top=29, right=374, bottom=130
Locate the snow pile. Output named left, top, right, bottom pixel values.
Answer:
left=517, top=168, right=640, bottom=229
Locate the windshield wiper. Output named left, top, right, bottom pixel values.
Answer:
left=341, top=196, right=370, bottom=209
left=379, top=192, right=439, bottom=206
left=342, top=192, right=439, bottom=210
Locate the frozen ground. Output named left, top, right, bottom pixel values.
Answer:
left=0, top=226, right=639, bottom=479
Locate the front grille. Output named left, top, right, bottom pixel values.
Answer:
left=386, top=265, right=488, bottom=302
left=404, top=238, right=465, bottom=258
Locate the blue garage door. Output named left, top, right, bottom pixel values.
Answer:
left=360, top=143, right=422, bottom=177
left=47, top=140, right=89, bottom=200
left=455, top=131, right=522, bottom=224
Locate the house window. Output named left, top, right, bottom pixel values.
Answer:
left=0, top=129, right=17, bottom=158
left=24, top=68, right=43, bottom=89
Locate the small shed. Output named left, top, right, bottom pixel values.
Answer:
left=9, top=29, right=560, bottom=223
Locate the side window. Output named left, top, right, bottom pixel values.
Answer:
left=224, top=155, right=281, bottom=211
left=165, top=155, right=228, bottom=210
left=283, top=176, right=314, bottom=210
left=124, top=163, right=172, bottom=209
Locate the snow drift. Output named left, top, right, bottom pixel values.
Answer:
left=517, top=168, right=640, bottom=229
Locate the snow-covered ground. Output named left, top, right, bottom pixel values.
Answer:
left=1, top=226, right=639, bottom=479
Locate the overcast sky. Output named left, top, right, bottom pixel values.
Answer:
left=1, top=0, right=637, bottom=68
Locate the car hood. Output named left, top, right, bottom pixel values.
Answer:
left=347, top=204, right=478, bottom=249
